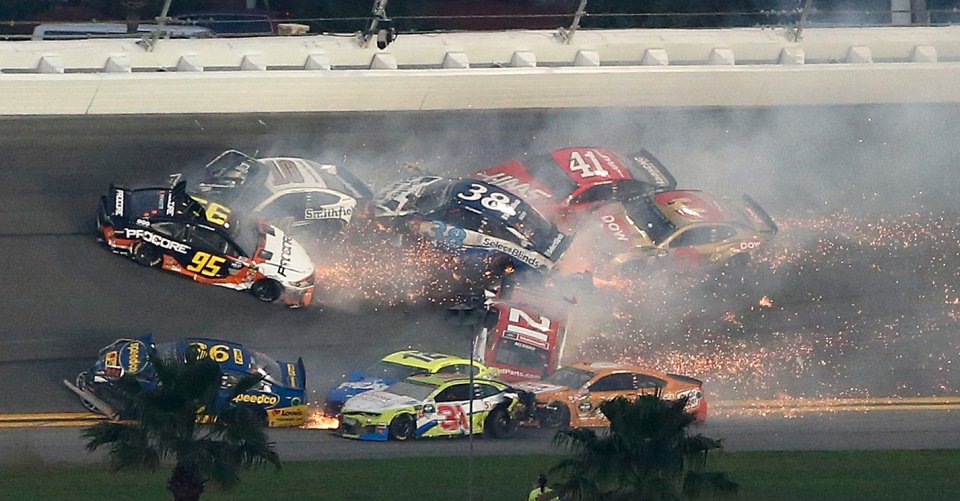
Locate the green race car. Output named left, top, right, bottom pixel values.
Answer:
left=339, top=374, right=525, bottom=441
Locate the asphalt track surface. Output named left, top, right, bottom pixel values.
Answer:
left=1, top=106, right=959, bottom=462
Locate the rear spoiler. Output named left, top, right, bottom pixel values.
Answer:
left=740, top=194, right=778, bottom=234
left=628, top=149, right=677, bottom=191
left=279, top=358, right=307, bottom=391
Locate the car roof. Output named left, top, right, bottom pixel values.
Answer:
left=382, top=350, right=470, bottom=370
left=567, top=361, right=700, bottom=387
left=407, top=373, right=503, bottom=387
left=652, top=190, right=742, bottom=227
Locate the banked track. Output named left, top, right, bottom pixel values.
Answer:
left=1, top=105, right=959, bottom=462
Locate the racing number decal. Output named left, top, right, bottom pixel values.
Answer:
left=430, top=221, right=467, bottom=248
left=190, top=196, right=232, bottom=226
left=456, top=183, right=522, bottom=220
left=437, top=404, right=469, bottom=431
left=505, top=307, right=551, bottom=350
left=190, top=342, right=244, bottom=365
left=187, top=251, right=227, bottom=277
left=568, top=150, right=610, bottom=178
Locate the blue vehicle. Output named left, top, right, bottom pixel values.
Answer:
left=324, top=350, right=494, bottom=415
left=68, top=335, right=307, bottom=427
left=374, top=176, right=571, bottom=275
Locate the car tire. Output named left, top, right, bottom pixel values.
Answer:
left=484, top=406, right=517, bottom=439
left=251, top=279, right=283, bottom=303
left=389, top=413, right=416, bottom=441
left=133, top=242, right=162, bottom=268
left=540, top=401, right=571, bottom=429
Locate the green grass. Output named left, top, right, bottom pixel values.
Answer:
left=2, top=450, right=959, bottom=500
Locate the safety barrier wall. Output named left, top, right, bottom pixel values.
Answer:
left=0, top=27, right=958, bottom=115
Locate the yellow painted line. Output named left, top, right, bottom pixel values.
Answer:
left=0, top=412, right=104, bottom=422
left=0, top=420, right=107, bottom=429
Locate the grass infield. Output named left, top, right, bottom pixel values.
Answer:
left=2, top=450, right=959, bottom=500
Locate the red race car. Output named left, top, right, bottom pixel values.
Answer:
left=472, top=287, right=569, bottom=382
left=474, top=147, right=676, bottom=223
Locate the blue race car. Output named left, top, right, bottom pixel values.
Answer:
left=67, top=334, right=307, bottom=427
left=374, top=176, right=571, bottom=276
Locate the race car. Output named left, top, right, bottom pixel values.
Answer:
left=339, top=374, right=526, bottom=441
left=473, top=288, right=569, bottom=382
left=97, top=181, right=316, bottom=307
left=562, top=189, right=778, bottom=275
left=474, top=147, right=776, bottom=274
left=474, top=147, right=677, bottom=221
left=324, top=350, right=496, bottom=415
left=514, top=361, right=707, bottom=428
left=65, top=335, right=308, bottom=428
left=374, top=176, right=571, bottom=275
left=182, top=149, right=372, bottom=239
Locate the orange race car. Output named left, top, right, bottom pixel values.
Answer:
left=514, top=361, right=707, bottom=428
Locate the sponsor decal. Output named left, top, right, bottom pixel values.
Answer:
left=476, top=173, right=553, bottom=201
left=600, top=215, right=631, bottom=242
left=276, top=236, right=294, bottom=276
left=479, top=237, right=544, bottom=268
left=592, top=149, right=625, bottom=176
left=113, top=190, right=125, bottom=216
left=232, top=392, right=280, bottom=408
left=495, top=366, right=539, bottom=380
left=633, top=155, right=670, bottom=187
left=544, top=232, right=565, bottom=256
left=165, top=194, right=176, bottom=216
left=104, top=350, right=119, bottom=368
left=122, top=228, right=191, bottom=254
left=135, top=218, right=150, bottom=227
left=305, top=206, right=353, bottom=220
left=121, top=341, right=147, bottom=374
left=578, top=401, right=593, bottom=413
left=739, top=240, right=762, bottom=250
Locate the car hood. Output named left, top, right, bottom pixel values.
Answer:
left=513, top=380, right=569, bottom=395
left=341, top=390, right=420, bottom=414
left=583, top=202, right=655, bottom=250
left=258, top=225, right=314, bottom=283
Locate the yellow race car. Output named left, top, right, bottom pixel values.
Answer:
left=324, top=350, right=495, bottom=414
left=339, top=374, right=524, bottom=441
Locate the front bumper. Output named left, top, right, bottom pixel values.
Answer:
left=282, top=284, right=316, bottom=308
left=339, top=413, right=390, bottom=441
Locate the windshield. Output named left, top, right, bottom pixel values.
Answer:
left=622, top=195, right=676, bottom=244
left=365, top=360, right=428, bottom=381
left=250, top=350, right=284, bottom=386
left=386, top=380, right=438, bottom=401
left=544, top=367, right=594, bottom=389
left=414, top=179, right=456, bottom=215
left=494, top=340, right=549, bottom=378
left=509, top=206, right=561, bottom=251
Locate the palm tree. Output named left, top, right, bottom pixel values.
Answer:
left=83, top=347, right=281, bottom=501
left=551, top=395, right=738, bottom=500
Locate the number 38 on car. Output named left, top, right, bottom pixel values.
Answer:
left=338, top=374, right=527, bottom=441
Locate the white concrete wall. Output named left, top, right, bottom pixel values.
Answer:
left=1, top=27, right=958, bottom=115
